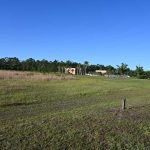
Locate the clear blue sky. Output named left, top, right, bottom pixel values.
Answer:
left=0, top=0, right=150, bottom=70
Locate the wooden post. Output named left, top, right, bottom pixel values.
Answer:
left=122, top=98, right=126, bottom=110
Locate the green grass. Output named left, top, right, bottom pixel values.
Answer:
left=0, top=76, right=150, bottom=149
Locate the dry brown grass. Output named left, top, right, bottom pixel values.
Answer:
left=0, top=70, right=76, bottom=80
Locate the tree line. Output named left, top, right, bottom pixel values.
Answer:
left=0, top=57, right=150, bottom=79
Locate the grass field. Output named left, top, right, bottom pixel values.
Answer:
left=0, top=71, right=150, bottom=149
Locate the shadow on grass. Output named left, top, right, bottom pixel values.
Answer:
left=0, top=101, right=40, bottom=108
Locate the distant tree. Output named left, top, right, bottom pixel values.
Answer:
left=88, top=65, right=98, bottom=73
left=128, top=70, right=136, bottom=77
left=23, top=58, right=36, bottom=71
left=8, top=57, right=21, bottom=70
left=97, top=64, right=105, bottom=70
left=0, top=58, right=6, bottom=69
left=145, top=71, right=150, bottom=79
left=77, top=63, right=83, bottom=75
left=106, top=65, right=116, bottom=75
left=135, top=65, right=144, bottom=78
left=117, top=63, right=130, bottom=75
left=84, top=61, right=89, bottom=75
left=76, top=64, right=80, bottom=75
left=40, top=59, right=49, bottom=72
left=50, top=60, right=58, bottom=72
left=57, top=61, right=65, bottom=73
left=66, top=60, right=72, bottom=68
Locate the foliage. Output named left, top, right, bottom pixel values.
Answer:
left=117, top=63, right=130, bottom=75
left=135, top=66, right=145, bottom=79
left=1, top=57, right=150, bottom=79
left=83, top=61, right=89, bottom=74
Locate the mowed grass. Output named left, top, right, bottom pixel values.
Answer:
left=0, top=73, right=150, bottom=150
